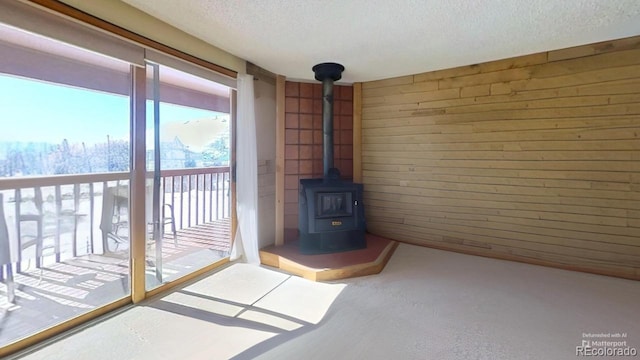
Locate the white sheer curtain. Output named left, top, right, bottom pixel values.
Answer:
left=230, top=73, right=260, bottom=264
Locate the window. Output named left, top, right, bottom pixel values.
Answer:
left=0, top=22, right=132, bottom=347
left=0, top=2, right=236, bottom=353
left=144, top=62, right=232, bottom=290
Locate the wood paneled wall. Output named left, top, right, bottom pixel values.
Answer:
left=361, top=36, right=640, bottom=279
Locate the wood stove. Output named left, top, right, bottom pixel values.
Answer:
left=298, top=63, right=366, bottom=254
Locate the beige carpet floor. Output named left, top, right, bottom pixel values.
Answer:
left=10, top=243, right=640, bottom=360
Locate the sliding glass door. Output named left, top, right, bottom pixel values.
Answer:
left=0, top=22, right=132, bottom=347
left=144, top=62, right=232, bottom=291
left=0, top=3, right=236, bottom=354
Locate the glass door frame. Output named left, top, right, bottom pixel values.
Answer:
left=130, top=65, right=148, bottom=303
left=0, top=1, right=239, bottom=356
left=131, top=68, right=237, bottom=302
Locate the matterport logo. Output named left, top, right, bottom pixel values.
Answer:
left=576, top=332, right=637, bottom=357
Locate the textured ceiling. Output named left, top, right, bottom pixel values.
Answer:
left=122, top=0, right=640, bottom=83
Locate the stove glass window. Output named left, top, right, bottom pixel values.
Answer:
left=315, top=191, right=353, bottom=218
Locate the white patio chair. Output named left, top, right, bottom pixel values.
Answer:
left=145, top=184, right=177, bottom=247
left=99, top=183, right=177, bottom=254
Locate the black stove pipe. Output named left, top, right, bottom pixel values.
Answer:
left=312, top=62, right=344, bottom=178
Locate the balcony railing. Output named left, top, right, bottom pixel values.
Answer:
left=159, top=167, right=231, bottom=230
left=0, top=166, right=231, bottom=297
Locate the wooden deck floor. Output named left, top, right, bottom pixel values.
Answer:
left=0, top=219, right=230, bottom=347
